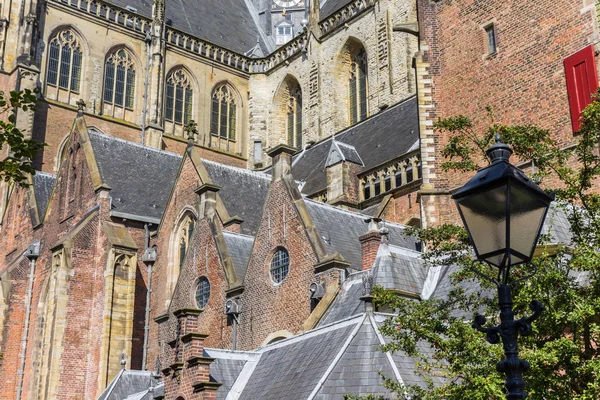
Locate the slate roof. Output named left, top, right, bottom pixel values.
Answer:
left=320, top=0, right=354, bottom=19
left=305, top=199, right=419, bottom=269
left=203, top=160, right=271, bottom=236
left=542, top=202, right=572, bottom=245
left=89, top=130, right=181, bottom=224
left=318, top=270, right=365, bottom=327
left=203, top=349, right=253, bottom=400
left=104, top=0, right=269, bottom=55
left=98, top=370, right=162, bottom=400
left=291, top=96, right=419, bottom=197
left=222, top=232, right=254, bottom=282
left=373, top=243, right=426, bottom=295
left=238, top=321, right=356, bottom=400
left=316, top=318, right=399, bottom=398
left=32, top=171, right=55, bottom=221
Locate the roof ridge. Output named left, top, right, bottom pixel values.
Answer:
left=88, top=130, right=182, bottom=159
left=257, top=314, right=363, bottom=352
left=202, top=158, right=271, bottom=180
left=222, top=231, right=255, bottom=240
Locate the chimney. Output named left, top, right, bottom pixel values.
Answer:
left=195, top=183, right=220, bottom=220
left=359, top=218, right=381, bottom=270
left=267, top=144, right=296, bottom=181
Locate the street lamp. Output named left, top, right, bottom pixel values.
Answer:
left=452, top=135, right=554, bottom=400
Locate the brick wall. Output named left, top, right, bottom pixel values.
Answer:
left=416, top=0, right=599, bottom=226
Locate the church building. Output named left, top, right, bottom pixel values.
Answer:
left=0, top=0, right=597, bottom=398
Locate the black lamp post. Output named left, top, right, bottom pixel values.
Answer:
left=452, top=135, right=554, bottom=400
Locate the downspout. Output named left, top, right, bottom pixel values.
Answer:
left=141, top=224, right=157, bottom=370
left=16, top=242, right=40, bottom=400
left=141, top=31, right=152, bottom=146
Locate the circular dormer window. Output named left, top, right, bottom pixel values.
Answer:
left=195, top=277, right=210, bottom=308
left=270, top=247, right=290, bottom=284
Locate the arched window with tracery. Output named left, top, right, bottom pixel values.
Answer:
left=287, top=86, right=302, bottom=149
left=165, top=69, right=193, bottom=125
left=210, top=85, right=237, bottom=145
left=349, top=48, right=368, bottom=124
left=46, top=30, right=82, bottom=94
left=166, top=213, right=196, bottom=307
left=103, top=49, right=136, bottom=110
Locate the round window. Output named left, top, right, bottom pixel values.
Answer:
left=195, top=277, right=210, bottom=308
left=270, top=247, right=290, bottom=284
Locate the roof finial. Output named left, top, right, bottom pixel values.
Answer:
left=184, top=120, right=198, bottom=148
left=76, top=99, right=86, bottom=117
left=486, top=131, right=513, bottom=164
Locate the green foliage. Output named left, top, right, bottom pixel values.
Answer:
left=0, top=89, right=45, bottom=186
left=371, top=96, right=600, bottom=399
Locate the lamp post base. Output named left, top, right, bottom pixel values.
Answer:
left=472, top=284, right=544, bottom=400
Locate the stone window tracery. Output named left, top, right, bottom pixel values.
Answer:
left=287, top=86, right=302, bottom=149
left=103, top=49, right=136, bottom=109
left=210, top=85, right=237, bottom=143
left=349, top=48, right=368, bottom=124
left=47, top=30, right=82, bottom=93
left=165, top=69, right=193, bottom=125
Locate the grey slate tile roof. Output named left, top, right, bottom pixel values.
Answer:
left=203, top=160, right=271, bottom=236
left=164, top=0, right=268, bottom=55
left=98, top=370, right=162, bottom=400
left=373, top=244, right=426, bottom=295
left=238, top=322, right=356, bottom=400
left=292, top=96, right=418, bottom=197
left=316, top=319, right=398, bottom=399
left=104, top=0, right=268, bottom=55
left=89, top=130, right=181, bottom=223
left=32, top=171, right=55, bottom=221
left=222, top=231, right=254, bottom=282
left=318, top=270, right=366, bottom=327
left=320, top=0, right=354, bottom=19
left=305, top=199, right=419, bottom=269
left=203, top=349, right=250, bottom=400
left=542, top=202, right=572, bottom=245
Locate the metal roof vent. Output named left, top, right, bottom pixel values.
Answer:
left=125, top=5, right=137, bottom=12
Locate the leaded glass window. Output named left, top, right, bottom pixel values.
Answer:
left=165, top=69, right=193, bottom=125
left=46, top=30, right=82, bottom=93
left=287, top=86, right=302, bottom=148
left=103, top=49, right=136, bottom=109
left=349, top=49, right=368, bottom=124
left=210, top=85, right=237, bottom=143
left=195, top=277, right=210, bottom=308
left=270, top=247, right=290, bottom=284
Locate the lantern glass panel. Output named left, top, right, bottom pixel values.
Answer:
left=509, top=183, right=548, bottom=264
left=457, top=184, right=507, bottom=266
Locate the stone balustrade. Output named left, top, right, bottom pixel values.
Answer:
left=319, top=0, right=377, bottom=36
left=50, top=0, right=363, bottom=75
left=359, top=152, right=420, bottom=201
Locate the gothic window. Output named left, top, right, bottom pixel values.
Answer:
left=349, top=49, right=368, bottom=124
left=195, top=277, right=210, bottom=308
left=165, top=69, right=193, bottom=125
left=270, top=247, right=290, bottom=284
left=47, top=30, right=82, bottom=93
left=178, top=217, right=195, bottom=270
left=103, top=49, right=136, bottom=109
left=287, top=86, right=302, bottom=149
left=210, top=85, right=237, bottom=142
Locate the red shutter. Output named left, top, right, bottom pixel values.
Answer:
left=564, top=45, right=599, bottom=132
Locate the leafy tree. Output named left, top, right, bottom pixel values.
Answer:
left=373, top=98, right=600, bottom=399
left=0, top=89, right=45, bottom=186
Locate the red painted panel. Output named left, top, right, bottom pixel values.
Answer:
left=564, top=45, right=599, bottom=132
